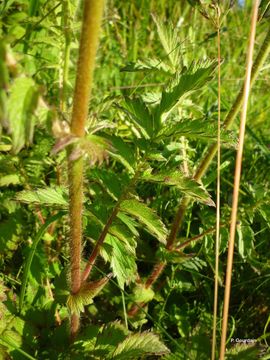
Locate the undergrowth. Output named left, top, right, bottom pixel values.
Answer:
left=0, top=0, right=270, bottom=359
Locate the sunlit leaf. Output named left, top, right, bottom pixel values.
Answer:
left=152, top=14, right=181, bottom=69
left=156, top=119, right=238, bottom=148
left=140, top=170, right=215, bottom=206
left=0, top=174, right=21, bottom=186
left=155, top=61, right=218, bottom=121
left=112, top=331, right=170, bottom=359
left=67, top=275, right=112, bottom=316
left=7, top=77, right=39, bottom=154
left=101, top=234, right=137, bottom=290
left=117, top=97, right=156, bottom=138
left=103, top=134, right=136, bottom=173
left=236, top=224, right=254, bottom=260
left=120, top=199, right=168, bottom=243
left=131, top=284, right=155, bottom=304
left=16, top=186, right=68, bottom=206
left=95, top=321, right=129, bottom=356
left=121, top=58, right=172, bottom=73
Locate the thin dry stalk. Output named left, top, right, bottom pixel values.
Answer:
left=219, top=2, right=260, bottom=359
left=211, top=7, right=221, bottom=360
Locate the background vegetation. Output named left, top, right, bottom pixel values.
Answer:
left=0, top=0, right=269, bottom=359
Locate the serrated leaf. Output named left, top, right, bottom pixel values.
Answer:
left=140, top=171, right=215, bottom=206
left=67, top=275, right=112, bottom=316
left=0, top=174, right=21, bottom=186
left=112, top=331, right=170, bottom=359
left=155, top=61, right=218, bottom=121
left=131, top=284, right=155, bottom=304
left=103, top=135, right=136, bottom=173
left=121, top=58, right=172, bottom=74
left=157, top=247, right=194, bottom=264
left=117, top=97, right=156, bottom=138
left=236, top=224, right=254, bottom=259
left=152, top=14, right=180, bottom=69
left=182, top=257, right=207, bottom=272
left=120, top=199, right=168, bottom=243
left=89, top=169, right=128, bottom=201
left=109, top=223, right=137, bottom=253
left=116, top=213, right=139, bottom=237
left=226, top=344, right=260, bottom=359
left=71, top=134, right=110, bottom=165
left=7, top=77, right=39, bottom=154
left=16, top=186, right=68, bottom=206
left=156, top=119, right=238, bottom=148
left=101, top=234, right=137, bottom=290
left=147, top=152, right=167, bottom=162
left=51, top=134, right=78, bottom=154
left=95, top=321, right=129, bottom=357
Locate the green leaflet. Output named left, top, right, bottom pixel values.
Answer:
left=259, top=0, right=270, bottom=21
left=67, top=275, right=112, bottom=316
left=101, top=234, right=137, bottom=290
left=112, top=331, right=170, bottom=359
left=119, top=199, right=168, bottom=244
left=121, top=58, right=172, bottom=74
left=7, top=77, right=39, bottom=154
left=226, top=344, right=260, bottom=359
left=73, top=322, right=170, bottom=359
left=131, top=284, right=155, bottom=304
left=0, top=334, right=37, bottom=360
left=15, top=186, right=68, bottom=207
left=118, top=97, right=155, bottom=138
left=140, top=170, right=215, bottom=207
left=109, top=223, right=137, bottom=253
left=152, top=14, right=180, bottom=69
left=116, top=213, right=139, bottom=237
left=89, top=169, right=129, bottom=201
left=103, top=134, right=136, bottom=173
left=155, top=61, right=218, bottom=121
left=157, top=247, right=194, bottom=264
left=236, top=224, right=255, bottom=260
left=156, top=119, right=238, bottom=148
left=94, top=321, right=129, bottom=356
left=0, top=174, right=20, bottom=186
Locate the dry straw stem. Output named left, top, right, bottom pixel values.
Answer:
left=211, top=8, right=221, bottom=359
left=220, top=2, right=260, bottom=359
left=68, top=0, right=104, bottom=338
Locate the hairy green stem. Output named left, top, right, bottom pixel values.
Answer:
left=68, top=0, right=104, bottom=339
left=129, top=24, right=270, bottom=316
left=70, top=0, right=104, bottom=136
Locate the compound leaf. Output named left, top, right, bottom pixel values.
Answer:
left=155, top=61, right=217, bottom=121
